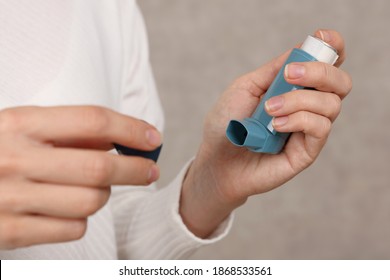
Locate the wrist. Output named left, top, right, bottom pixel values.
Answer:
left=179, top=149, right=246, bottom=238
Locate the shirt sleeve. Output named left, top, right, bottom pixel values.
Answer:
left=109, top=1, right=233, bottom=259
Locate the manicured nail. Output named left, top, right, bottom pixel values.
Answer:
left=146, top=129, right=161, bottom=146
left=148, top=165, right=159, bottom=182
left=319, top=30, right=331, bottom=42
left=265, top=96, right=284, bottom=112
left=272, top=116, right=289, bottom=127
left=285, top=64, right=305, bottom=79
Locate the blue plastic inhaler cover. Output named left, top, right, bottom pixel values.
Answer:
left=114, top=143, right=162, bottom=162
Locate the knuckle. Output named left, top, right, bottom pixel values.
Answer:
left=329, top=95, right=342, bottom=118
left=320, top=118, right=332, bottom=137
left=229, top=74, right=263, bottom=97
left=231, top=74, right=248, bottom=88
left=0, top=109, right=23, bottom=133
left=0, top=152, right=21, bottom=176
left=84, top=154, right=113, bottom=185
left=296, top=92, right=310, bottom=109
left=0, top=190, right=23, bottom=212
left=318, top=63, right=331, bottom=87
left=82, top=106, right=111, bottom=135
left=0, top=218, right=22, bottom=249
left=344, top=72, right=353, bottom=93
left=300, top=112, right=311, bottom=128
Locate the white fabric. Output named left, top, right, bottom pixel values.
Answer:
left=0, top=0, right=232, bottom=259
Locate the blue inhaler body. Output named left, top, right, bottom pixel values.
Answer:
left=226, top=35, right=339, bottom=154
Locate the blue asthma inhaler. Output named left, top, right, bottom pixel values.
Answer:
left=226, top=35, right=339, bottom=154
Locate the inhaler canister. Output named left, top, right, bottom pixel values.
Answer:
left=226, top=35, right=339, bottom=154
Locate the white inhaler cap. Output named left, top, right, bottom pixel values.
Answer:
left=300, top=35, right=339, bottom=65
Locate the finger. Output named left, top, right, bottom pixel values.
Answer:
left=252, top=28, right=347, bottom=87
left=273, top=111, right=332, bottom=159
left=272, top=111, right=332, bottom=140
left=0, top=214, right=87, bottom=250
left=0, top=181, right=110, bottom=218
left=0, top=106, right=162, bottom=151
left=21, top=147, right=160, bottom=186
left=314, top=29, right=346, bottom=67
left=284, top=62, right=352, bottom=99
left=229, top=29, right=346, bottom=98
left=51, top=139, right=114, bottom=150
left=265, top=90, right=342, bottom=122
left=232, top=49, right=292, bottom=97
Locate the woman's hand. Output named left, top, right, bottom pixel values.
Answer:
left=180, top=29, right=352, bottom=238
left=0, top=106, right=162, bottom=249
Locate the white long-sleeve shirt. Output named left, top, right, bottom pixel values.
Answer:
left=0, top=0, right=232, bottom=259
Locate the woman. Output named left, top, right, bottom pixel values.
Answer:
left=0, top=0, right=351, bottom=259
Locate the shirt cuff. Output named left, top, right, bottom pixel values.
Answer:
left=128, top=159, right=234, bottom=259
left=168, top=159, right=234, bottom=243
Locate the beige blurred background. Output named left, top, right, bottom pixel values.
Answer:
left=138, top=0, right=390, bottom=259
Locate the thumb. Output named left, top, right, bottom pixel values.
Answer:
left=230, top=49, right=292, bottom=99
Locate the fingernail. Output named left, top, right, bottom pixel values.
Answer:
left=272, top=116, right=289, bottom=127
left=148, top=165, right=159, bottom=182
left=265, top=96, right=284, bottom=112
left=146, top=129, right=161, bottom=146
left=319, top=30, right=331, bottom=42
left=285, top=64, right=305, bottom=79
